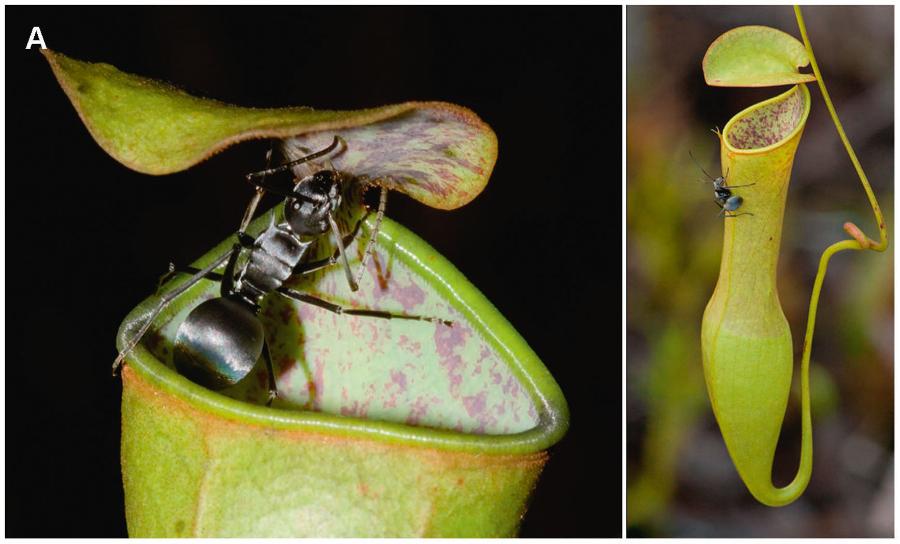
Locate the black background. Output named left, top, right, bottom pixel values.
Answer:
left=6, top=7, right=621, bottom=537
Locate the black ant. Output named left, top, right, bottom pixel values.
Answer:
left=689, top=151, right=755, bottom=217
left=113, top=136, right=450, bottom=405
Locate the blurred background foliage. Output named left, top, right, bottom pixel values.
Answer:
left=626, top=6, right=893, bottom=537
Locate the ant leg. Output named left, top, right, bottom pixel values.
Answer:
left=327, top=212, right=358, bottom=292
left=156, top=263, right=179, bottom=292
left=238, top=148, right=272, bottom=233
left=158, top=233, right=254, bottom=289
left=262, top=341, right=278, bottom=406
left=355, top=186, right=387, bottom=285
left=112, top=249, right=234, bottom=375
left=292, top=213, right=367, bottom=276
left=277, top=288, right=453, bottom=327
left=293, top=255, right=339, bottom=276
left=160, top=264, right=225, bottom=285
left=725, top=183, right=756, bottom=189
left=291, top=188, right=386, bottom=281
left=717, top=207, right=755, bottom=218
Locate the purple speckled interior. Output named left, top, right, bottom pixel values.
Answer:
left=726, top=87, right=805, bottom=149
left=143, top=193, right=539, bottom=436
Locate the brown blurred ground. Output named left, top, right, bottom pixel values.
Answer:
left=626, top=5, right=894, bottom=537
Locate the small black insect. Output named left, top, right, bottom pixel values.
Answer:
left=689, top=151, right=755, bottom=218
left=113, top=136, right=450, bottom=405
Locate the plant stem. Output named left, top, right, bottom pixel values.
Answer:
left=788, top=5, right=888, bottom=505
left=794, top=5, right=888, bottom=251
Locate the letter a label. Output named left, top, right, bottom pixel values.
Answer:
left=26, top=27, right=46, bottom=50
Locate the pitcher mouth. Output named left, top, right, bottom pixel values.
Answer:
left=722, top=84, right=811, bottom=154
left=117, top=210, right=569, bottom=456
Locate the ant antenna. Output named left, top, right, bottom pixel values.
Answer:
left=688, top=151, right=717, bottom=182
left=327, top=212, right=359, bottom=292
left=246, top=136, right=342, bottom=181
left=355, top=186, right=388, bottom=285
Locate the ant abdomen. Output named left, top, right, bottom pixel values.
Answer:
left=173, top=298, right=265, bottom=390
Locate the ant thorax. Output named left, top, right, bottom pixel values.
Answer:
left=233, top=219, right=315, bottom=307
left=233, top=170, right=355, bottom=308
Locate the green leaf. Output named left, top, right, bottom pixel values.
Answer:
left=702, top=26, right=817, bottom=87
left=43, top=49, right=496, bottom=210
left=117, top=203, right=569, bottom=536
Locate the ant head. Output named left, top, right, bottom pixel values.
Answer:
left=284, top=170, right=343, bottom=236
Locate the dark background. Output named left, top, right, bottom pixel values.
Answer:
left=6, top=6, right=622, bottom=537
